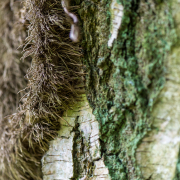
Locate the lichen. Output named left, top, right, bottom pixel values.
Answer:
left=76, top=0, right=176, bottom=179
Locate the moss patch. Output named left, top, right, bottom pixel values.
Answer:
left=76, top=0, right=176, bottom=179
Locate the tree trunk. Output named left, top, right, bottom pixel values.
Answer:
left=1, top=0, right=180, bottom=180
left=42, top=0, right=180, bottom=179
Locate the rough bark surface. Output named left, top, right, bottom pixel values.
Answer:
left=1, top=0, right=180, bottom=179
left=42, top=95, right=111, bottom=180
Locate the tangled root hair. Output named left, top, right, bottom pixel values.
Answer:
left=0, top=0, right=83, bottom=179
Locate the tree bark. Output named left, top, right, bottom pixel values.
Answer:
left=42, top=0, right=180, bottom=179
left=42, top=95, right=111, bottom=180
left=1, top=0, right=180, bottom=179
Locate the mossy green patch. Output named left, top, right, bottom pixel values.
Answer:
left=76, top=0, right=176, bottom=179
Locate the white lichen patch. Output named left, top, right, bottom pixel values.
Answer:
left=42, top=95, right=111, bottom=180
left=108, top=0, right=124, bottom=47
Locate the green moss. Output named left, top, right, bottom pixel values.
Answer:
left=76, top=0, right=176, bottom=179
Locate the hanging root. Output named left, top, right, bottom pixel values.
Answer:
left=61, top=0, right=80, bottom=42
left=0, top=0, right=83, bottom=179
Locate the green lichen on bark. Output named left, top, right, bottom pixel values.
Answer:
left=76, top=0, right=176, bottom=179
